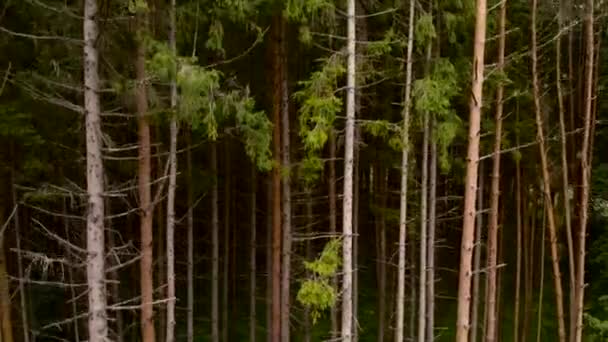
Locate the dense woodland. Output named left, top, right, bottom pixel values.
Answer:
left=0, top=0, right=607, bottom=341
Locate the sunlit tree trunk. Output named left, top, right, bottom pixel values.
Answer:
left=456, top=0, right=487, bottom=339
left=395, top=0, right=415, bottom=339
left=342, top=0, right=356, bottom=339
left=84, top=0, right=108, bottom=340
left=427, top=114, right=437, bottom=342
left=531, top=1, right=566, bottom=340
left=472, top=162, right=484, bottom=342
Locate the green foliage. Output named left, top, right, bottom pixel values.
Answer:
left=128, top=0, right=149, bottom=14
left=297, top=238, right=341, bottom=324
left=205, top=20, right=226, bottom=57
left=585, top=296, right=608, bottom=341
left=415, top=14, right=436, bottom=50
left=285, top=0, right=334, bottom=22
left=366, top=28, right=397, bottom=57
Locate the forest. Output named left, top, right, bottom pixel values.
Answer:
left=0, top=0, right=607, bottom=341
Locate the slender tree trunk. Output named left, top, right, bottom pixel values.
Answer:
left=531, top=2, right=567, bottom=340
left=574, top=1, right=594, bottom=340
left=223, top=145, right=230, bottom=342
left=187, top=134, right=194, bottom=342
left=419, top=78, right=429, bottom=342
left=555, top=3, right=577, bottom=340
left=270, top=15, right=283, bottom=342
left=84, top=0, right=108, bottom=340
left=485, top=2, right=506, bottom=340
left=395, top=1, right=415, bottom=339
left=472, top=162, right=484, bottom=342
left=135, top=3, right=155, bottom=340
left=427, top=114, right=437, bottom=342
left=0, top=215, right=13, bottom=342
left=250, top=167, right=257, bottom=342
left=280, top=23, right=291, bottom=341
left=456, top=0, right=487, bottom=339
left=165, top=1, right=178, bottom=340
left=513, top=126, right=522, bottom=342
left=536, top=202, right=547, bottom=342
left=266, top=178, right=273, bottom=342
left=105, top=187, right=123, bottom=342
left=212, top=143, right=220, bottom=342
left=522, top=188, right=532, bottom=342
left=328, top=129, right=338, bottom=338
left=342, top=0, right=356, bottom=339
left=410, top=231, right=417, bottom=342
left=353, top=126, right=360, bottom=342
left=495, top=206, right=505, bottom=342
left=378, top=167, right=387, bottom=342
left=304, top=189, right=314, bottom=342
left=11, top=171, right=28, bottom=342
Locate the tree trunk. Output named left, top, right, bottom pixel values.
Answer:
left=522, top=188, right=533, bottom=342
left=513, top=125, right=522, bottom=342
left=418, top=66, right=429, bottom=342
left=574, top=1, right=594, bottom=340
left=455, top=0, right=487, bottom=339
left=536, top=202, right=547, bottom=342
left=165, top=0, right=178, bottom=340
left=427, top=113, right=437, bottom=342
left=84, top=0, right=108, bottom=340
left=280, top=21, right=291, bottom=341
left=378, top=167, right=387, bottom=342
left=212, top=143, right=220, bottom=342
left=304, top=189, right=313, bottom=342
left=250, top=167, right=257, bottom=342
left=270, top=14, right=283, bottom=342
left=11, top=170, right=28, bottom=342
left=485, top=2, right=506, bottom=340
left=266, top=178, right=273, bottom=342
left=0, top=212, right=14, bottom=342
left=342, top=0, right=356, bottom=339
left=531, top=1, right=567, bottom=340
left=328, top=129, right=338, bottom=338
left=352, top=126, right=360, bottom=342
left=472, top=161, right=484, bottom=342
left=395, top=1, right=415, bottom=340
left=223, top=144, right=230, bottom=342
left=187, top=133, right=194, bottom=342
left=135, top=3, right=155, bottom=340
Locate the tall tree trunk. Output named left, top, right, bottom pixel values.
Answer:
left=328, top=129, right=338, bottom=338
left=105, top=196, right=123, bottom=342
left=270, top=14, right=283, bottom=342
left=536, top=202, right=547, bottom=342
left=427, top=114, right=437, bottom=342
left=395, top=0, right=415, bottom=339
left=280, top=22, right=291, bottom=341
left=574, top=0, right=594, bottom=340
left=522, top=188, right=533, bottom=342
left=377, top=167, right=387, bottom=342
left=187, top=134, right=194, bottom=342
left=223, top=144, right=230, bottom=342
left=555, top=3, right=577, bottom=339
left=304, top=189, right=313, bottom=342
left=472, top=161, right=484, bottom=342
left=84, top=0, right=108, bottom=340
left=352, top=126, right=360, bottom=342
left=250, top=167, right=257, bottom=342
left=531, top=1, right=567, bottom=340
left=513, top=120, right=522, bottom=342
left=0, top=209, right=14, bottom=342
left=342, top=0, right=356, bottom=339
left=211, top=143, right=220, bottom=342
left=485, top=2, right=506, bottom=340
left=418, top=69, right=429, bottom=342
left=11, top=169, right=28, bottom=342
left=135, top=2, right=155, bottom=340
left=266, top=177, right=273, bottom=342
left=165, top=0, right=178, bottom=340
left=455, top=0, right=487, bottom=339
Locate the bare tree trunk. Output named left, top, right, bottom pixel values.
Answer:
left=11, top=170, right=28, bottom=342
left=531, top=1, right=567, bottom=340
left=271, top=14, right=283, bottom=342
left=66, top=198, right=81, bottom=342
left=187, top=134, right=194, bottom=342
left=165, top=1, right=178, bottom=340
left=250, top=167, right=257, bottom=342
left=536, top=202, right=547, bottom=342
left=513, top=122, right=522, bottom=342
left=280, top=24, right=292, bottom=341
left=574, top=1, right=594, bottom=340
left=135, top=3, right=156, bottom=340
left=223, top=145, right=230, bottom=342
left=522, top=189, right=533, bottom=342
left=378, top=167, right=387, bottom=342
left=342, top=0, right=356, bottom=339
left=0, top=213, right=14, bottom=342
left=456, top=0, right=487, bottom=339
left=410, top=232, right=417, bottom=342
left=555, top=3, right=576, bottom=340
left=395, top=1, right=415, bottom=339
left=485, top=2, right=506, bottom=340
left=427, top=113, right=437, bottom=342
left=419, top=80, right=429, bottom=342
left=353, top=126, right=360, bottom=342
left=212, top=143, right=220, bottom=342
left=472, top=161, right=484, bottom=342
left=84, top=0, right=108, bottom=340
left=266, top=178, right=273, bottom=342
left=304, top=189, right=313, bottom=342
left=328, top=129, right=338, bottom=338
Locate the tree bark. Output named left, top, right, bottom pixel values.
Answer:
left=574, top=0, right=594, bottom=340
left=531, top=1, right=567, bottom=340
left=304, top=189, right=313, bottom=342
left=223, top=144, right=230, bottom=342
left=165, top=0, right=178, bottom=340
left=513, top=113, right=522, bottom=342
left=271, top=14, right=283, bottom=342
left=485, top=2, right=506, bottom=340
left=341, top=0, right=356, bottom=339
left=11, top=169, right=28, bottom=342
left=472, top=161, right=484, bottom=342
left=455, top=0, right=487, bottom=339
left=266, top=178, right=273, bottom=342
left=212, top=143, right=220, bottom=342
left=328, top=129, right=338, bottom=338
left=536, top=202, right=547, bottom=342
left=0, top=211, right=14, bottom=342
left=250, top=167, right=257, bottom=342
left=395, top=0, right=414, bottom=340
left=84, top=0, right=108, bottom=340
left=427, top=113, right=437, bottom=342
left=187, top=133, right=194, bottom=342
left=418, top=67, right=429, bottom=342
left=377, top=166, right=387, bottom=342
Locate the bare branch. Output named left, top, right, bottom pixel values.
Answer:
left=0, top=26, right=82, bottom=43
left=31, top=217, right=87, bottom=254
